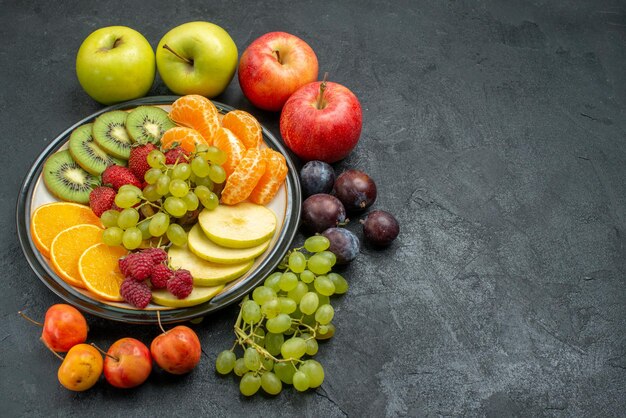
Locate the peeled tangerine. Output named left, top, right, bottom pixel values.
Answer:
left=58, top=344, right=103, bottom=391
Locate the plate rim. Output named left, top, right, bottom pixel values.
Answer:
left=16, top=96, right=301, bottom=324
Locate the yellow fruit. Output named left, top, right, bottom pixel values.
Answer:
left=187, top=224, right=270, bottom=264
left=151, top=284, right=224, bottom=308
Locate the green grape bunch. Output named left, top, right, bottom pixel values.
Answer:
left=215, top=235, right=349, bottom=396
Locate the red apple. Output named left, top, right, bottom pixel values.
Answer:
left=150, top=325, right=201, bottom=375
left=280, top=79, right=362, bottom=163
left=104, top=338, right=152, bottom=389
left=238, top=31, right=318, bottom=112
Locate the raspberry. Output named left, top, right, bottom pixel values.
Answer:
left=89, top=186, right=116, bottom=217
left=165, top=146, right=190, bottom=165
left=128, top=143, right=156, bottom=180
left=101, top=165, right=142, bottom=190
left=151, top=263, right=174, bottom=289
left=118, top=255, right=132, bottom=277
left=142, top=247, right=168, bottom=265
left=120, top=278, right=152, bottom=308
left=167, top=269, right=193, bottom=299
left=127, top=252, right=154, bottom=281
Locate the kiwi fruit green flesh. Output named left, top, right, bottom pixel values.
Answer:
left=92, top=110, right=133, bottom=159
left=126, top=106, right=176, bottom=144
left=42, top=150, right=99, bottom=204
left=68, top=123, right=126, bottom=175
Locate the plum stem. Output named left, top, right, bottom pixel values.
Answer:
left=18, top=311, right=43, bottom=327
left=163, top=44, right=193, bottom=65
left=316, top=72, right=329, bottom=110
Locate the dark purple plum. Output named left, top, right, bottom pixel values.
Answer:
left=322, top=227, right=360, bottom=264
left=301, top=194, right=346, bottom=233
left=300, top=160, right=336, bottom=197
left=362, top=210, right=399, bottom=247
left=334, top=170, right=377, bottom=212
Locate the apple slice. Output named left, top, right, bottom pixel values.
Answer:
left=168, top=244, right=254, bottom=287
left=198, top=203, right=277, bottom=249
left=188, top=224, right=270, bottom=264
left=151, top=284, right=224, bottom=308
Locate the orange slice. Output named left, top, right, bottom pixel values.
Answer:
left=213, top=127, right=246, bottom=177
left=248, top=149, right=289, bottom=205
left=169, top=95, right=220, bottom=144
left=30, top=202, right=102, bottom=258
left=221, top=110, right=263, bottom=149
left=221, top=148, right=267, bottom=205
left=78, top=243, right=128, bottom=302
left=160, top=126, right=208, bottom=154
left=50, top=224, right=104, bottom=288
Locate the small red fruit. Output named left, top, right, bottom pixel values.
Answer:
left=89, top=186, right=117, bottom=217
left=57, top=343, right=103, bottom=391
left=164, top=146, right=189, bottom=165
left=151, top=325, right=201, bottom=375
left=41, top=304, right=88, bottom=352
left=104, top=338, right=152, bottom=389
left=101, top=165, right=142, bottom=190
left=128, top=144, right=156, bottom=180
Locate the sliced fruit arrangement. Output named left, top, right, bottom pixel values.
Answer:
left=32, top=97, right=289, bottom=311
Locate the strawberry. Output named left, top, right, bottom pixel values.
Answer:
left=101, top=165, right=141, bottom=190
left=165, top=146, right=190, bottom=165
left=89, top=186, right=116, bottom=217
left=128, top=143, right=156, bottom=181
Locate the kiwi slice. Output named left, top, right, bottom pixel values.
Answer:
left=126, top=106, right=176, bottom=144
left=68, top=123, right=126, bottom=175
left=42, top=150, right=99, bottom=204
left=92, top=110, right=133, bottom=159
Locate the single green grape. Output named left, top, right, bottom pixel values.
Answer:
left=317, top=250, right=337, bottom=266
left=252, top=327, right=265, bottom=347
left=287, top=281, right=308, bottom=304
left=261, top=298, right=280, bottom=319
left=193, top=175, right=213, bottom=189
left=194, top=185, right=211, bottom=200
left=168, top=178, right=189, bottom=198
left=300, top=270, right=316, bottom=284
left=299, top=360, right=324, bottom=388
left=181, top=192, right=199, bottom=212
left=304, top=335, right=319, bottom=356
left=278, top=297, right=297, bottom=314
left=260, top=371, right=282, bottom=395
left=114, top=190, right=140, bottom=209
left=317, top=293, right=331, bottom=307
left=315, top=323, right=335, bottom=340
left=142, top=184, right=161, bottom=202
left=241, top=299, right=262, bottom=324
left=307, top=254, right=332, bottom=275
left=304, top=235, right=330, bottom=253
left=328, top=272, right=349, bottom=294
left=292, top=370, right=310, bottom=392
left=243, top=347, right=261, bottom=371
left=200, top=191, right=219, bottom=210
left=144, top=168, right=162, bottom=185
left=163, top=196, right=187, bottom=217
left=122, top=227, right=142, bottom=250
left=315, top=304, right=334, bottom=325
left=266, top=313, right=292, bottom=334
left=233, top=358, right=248, bottom=377
left=208, top=164, right=226, bottom=184
left=299, top=292, right=319, bottom=315
left=148, top=212, right=170, bottom=237
left=191, top=156, right=211, bottom=178
left=288, top=251, right=307, bottom=273
left=273, top=362, right=296, bottom=384
left=136, top=220, right=152, bottom=240
left=100, top=210, right=120, bottom=228
left=102, top=227, right=123, bottom=246
left=280, top=337, right=306, bottom=360
left=252, top=286, right=276, bottom=305
left=166, top=223, right=187, bottom=246
left=147, top=150, right=166, bottom=168
left=117, top=208, right=140, bottom=229
left=118, top=184, right=142, bottom=195
left=314, top=275, right=336, bottom=296
left=239, top=372, right=261, bottom=396
left=279, top=272, right=298, bottom=292
left=155, top=174, right=171, bottom=196
left=195, top=143, right=209, bottom=154
left=205, top=146, right=227, bottom=165
left=215, top=350, right=236, bottom=375
left=263, top=272, right=282, bottom=292
left=264, top=332, right=284, bottom=357
left=172, top=163, right=191, bottom=180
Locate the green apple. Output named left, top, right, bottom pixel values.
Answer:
left=76, top=26, right=155, bottom=105
left=187, top=224, right=270, bottom=264
left=156, top=21, right=238, bottom=97
left=151, top=284, right=224, bottom=308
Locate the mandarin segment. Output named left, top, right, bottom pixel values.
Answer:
left=78, top=243, right=128, bottom=302
left=160, top=126, right=208, bottom=154
left=213, top=127, right=247, bottom=177
left=221, top=148, right=267, bottom=205
left=30, top=202, right=103, bottom=258
left=50, top=224, right=104, bottom=288
left=221, top=110, right=263, bottom=149
left=169, top=95, right=220, bottom=144
left=248, top=149, right=289, bottom=205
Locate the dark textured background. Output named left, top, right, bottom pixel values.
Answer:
left=1, top=0, right=625, bottom=416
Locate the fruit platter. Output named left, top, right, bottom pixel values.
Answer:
left=16, top=96, right=301, bottom=324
